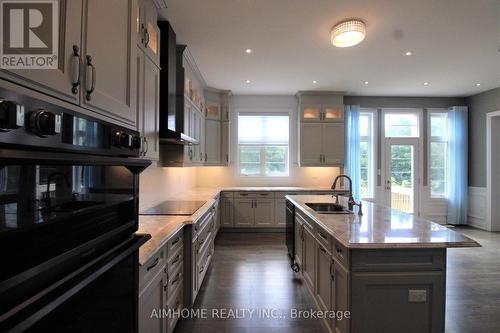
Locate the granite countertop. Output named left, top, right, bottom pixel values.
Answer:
left=138, top=186, right=341, bottom=264
left=286, top=195, right=481, bottom=249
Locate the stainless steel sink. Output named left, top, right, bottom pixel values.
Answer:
left=52, top=201, right=102, bottom=212
left=305, top=203, right=352, bottom=214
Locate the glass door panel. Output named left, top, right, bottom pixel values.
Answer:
left=385, top=140, right=418, bottom=214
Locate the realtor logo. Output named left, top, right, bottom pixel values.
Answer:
left=0, top=0, right=58, bottom=69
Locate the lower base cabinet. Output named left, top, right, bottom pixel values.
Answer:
left=139, top=227, right=184, bottom=333
left=293, top=209, right=446, bottom=333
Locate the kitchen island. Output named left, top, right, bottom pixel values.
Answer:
left=286, top=195, right=480, bottom=333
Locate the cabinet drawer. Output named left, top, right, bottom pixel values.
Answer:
left=167, top=245, right=183, bottom=276
left=277, top=192, right=303, bottom=199
left=221, top=191, right=234, bottom=198
left=167, top=229, right=184, bottom=256
left=167, top=283, right=183, bottom=333
left=197, top=242, right=214, bottom=287
left=316, top=225, right=332, bottom=251
left=167, top=265, right=183, bottom=297
left=139, top=248, right=166, bottom=291
left=193, top=209, right=213, bottom=236
left=296, top=210, right=314, bottom=231
left=234, top=191, right=275, bottom=198
left=351, top=249, right=445, bottom=272
left=333, top=239, right=349, bottom=268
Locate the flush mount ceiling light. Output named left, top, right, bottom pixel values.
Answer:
left=313, top=80, right=318, bottom=84
left=364, top=81, right=369, bottom=85
left=423, top=82, right=429, bottom=86
left=405, top=51, right=413, bottom=56
left=476, top=83, right=481, bottom=86
left=245, top=48, right=253, bottom=54
left=330, top=19, right=366, bottom=48
left=245, top=79, right=251, bottom=84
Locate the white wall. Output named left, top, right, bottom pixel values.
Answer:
left=139, top=162, right=197, bottom=210
left=195, top=94, right=342, bottom=188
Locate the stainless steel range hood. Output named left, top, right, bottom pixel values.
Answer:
left=158, top=22, right=197, bottom=145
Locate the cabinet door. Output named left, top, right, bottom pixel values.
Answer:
left=300, top=123, right=323, bottom=165
left=135, top=46, right=145, bottom=155
left=81, top=0, right=137, bottom=126
left=206, top=101, right=221, bottom=120
left=323, top=106, right=344, bottom=122
left=301, top=104, right=322, bottom=122
left=332, top=259, right=350, bottom=333
left=0, top=0, right=83, bottom=104
left=322, top=123, right=345, bottom=165
left=221, top=121, right=229, bottom=165
left=294, top=217, right=304, bottom=268
left=191, top=236, right=198, bottom=303
left=233, top=199, right=254, bottom=227
left=254, top=199, right=275, bottom=227
left=316, top=244, right=332, bottom=311
left=274, top=199, right=286, bottom=226
left=183, top=103, right=193, bottom=163
left=302, top=225, right=316, bottom=290
left=205, top=119, right=221, bottom=165
left=139, top=267, right=167, bottom=333
left=220, top=198, right=234, bottom=227
left=213, top=199, right=221, bottom=232
left=142, top=0, right=160, bottom=64
left=143, top=56, right=159, bottom=160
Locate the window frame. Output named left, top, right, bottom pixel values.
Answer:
left=236, top=111, right=291, bottom=178
left=428, top=109, right=448, bottom=199
left=359, top=110, right=375, bottom=199
left=383, top=111, right=420, bottom=138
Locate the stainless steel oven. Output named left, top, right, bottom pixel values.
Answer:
left=0, top=87, right=151, bottom=332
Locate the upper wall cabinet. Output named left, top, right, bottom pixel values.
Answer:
left=137, top=0, right=160, bottom=65
left=81, top=0, right=137, bottom=127
left=298, top=92, right=344, bottom=122
left=0, top=0, right=138, bottom=129
left=0, top=0, right=83, bottom=105
left=297, top=91, right=345, bottom=166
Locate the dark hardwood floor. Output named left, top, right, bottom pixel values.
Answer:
left=174, top=228, right=499, bottom=333
left=175, top=233, right=325, bottom=333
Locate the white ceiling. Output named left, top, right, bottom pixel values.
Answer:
left=161, top=0, right=500, bottom=96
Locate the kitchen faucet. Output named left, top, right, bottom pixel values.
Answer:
left=331, top=175, right=363, bottom=215
left=42, top=172, right=70, bottom=211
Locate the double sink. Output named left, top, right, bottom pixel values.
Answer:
left=305, top=202, right=352, bottom=214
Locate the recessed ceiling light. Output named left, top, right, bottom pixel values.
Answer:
left=245, top=79, right=251, bottom=84
left=245, top=48, right=253, bottom=54
left=423, top=82, right=429, bottom=86
left=405, top=51, right=413, bottom=56
left=330, top=19, right=366, bottom=47
left=364, top=81, right=369, bottom=85
left=313, top=80, right=318, bottom=84
left=476, top=83, right=481, bottom=87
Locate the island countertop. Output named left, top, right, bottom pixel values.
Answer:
left=286, top=195, right=480, bottom=249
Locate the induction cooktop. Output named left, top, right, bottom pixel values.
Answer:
left=140, top=200, right=207, bottom=216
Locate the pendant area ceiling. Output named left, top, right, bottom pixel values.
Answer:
left=160, top=0, right=500, bottom=96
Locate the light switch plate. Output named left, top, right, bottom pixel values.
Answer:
left=408, top=289, right=427, bottom=303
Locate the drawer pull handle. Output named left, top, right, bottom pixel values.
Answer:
left=318, top=231, right=328, bottom=240
left=330, top=261, right=335, bottom=280
left=335, top=247, right=344, bottom=258
left=71, top=45, right=81, bottom=94
left=319, top=246, right=327, bottom=254
left=85, top=55, right=96, bottom=101
left=199, top=265, right=204, bottom=273
left=171, top=255, right=180, bottom=265
left=146, top=257, right=159, bottom=271
left=260, top=193, right=269, bottom=196
left=240, top=193, right=249, bottom=196
left=171, top=236, right=180, bottom=245
left=163, top=285, right=167, bottom=292
left=171, top=273, right=179, bottom=285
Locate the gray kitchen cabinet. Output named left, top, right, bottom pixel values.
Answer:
left=332, top=259, right=350, bottom=333
left=136, top=45, right=160, bottom=160
left=302, top=224, right=316, bottom=291
left=0, top=0, right=83, bottom=105
left=193, top=109, right=205, bottom=164
left=204, top=119, right=221, bottom=165
left=254, top=199, right=275, bottom=227
left=138, top=266, right=167, bottom=333
left=213, top=196, right=221, bottom=232
left=221, top=120, right=229, bottom=165
left=294, top=216, right=304, bottom=269
left=137, top=0, right=160, bottom=65
left=316, top=243, right=332, bottom=311
left=323, top=123, right=344, bottom=165
left=233, top=199, right=254, bottom=227
left=81, top=0, right=137, bottom=126
left=300, top=123, right=324, bottom=165
left=274, top=199, right=287, bottom=226
left=300, top=104, right=343, bottom=122
left=299, top=123, right=344, bottom=166
left=220, top=197, right=234, bottom=227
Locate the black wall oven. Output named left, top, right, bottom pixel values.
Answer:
left=0, top=87, right=151, bottom=332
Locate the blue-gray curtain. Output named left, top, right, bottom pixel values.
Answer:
left=447, top=106, right=468, bottom=225
left=344, top=105, right=361, bottom=201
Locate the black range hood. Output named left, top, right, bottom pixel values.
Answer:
left=158, top=21, right=197, bottom=145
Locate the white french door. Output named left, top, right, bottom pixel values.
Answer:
left=384, top=138, right=419, bottom=214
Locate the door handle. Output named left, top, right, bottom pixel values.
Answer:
left=85, top=55, right=96, bottom=101
left=71, top=45, right=81, bottom=94
left=144, top=28, right=150, bottom=48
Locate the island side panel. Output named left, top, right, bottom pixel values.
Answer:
left=350, top=248, right=446, bottom=333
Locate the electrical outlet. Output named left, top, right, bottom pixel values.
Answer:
left=408, top=289, right=427, bottom=303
